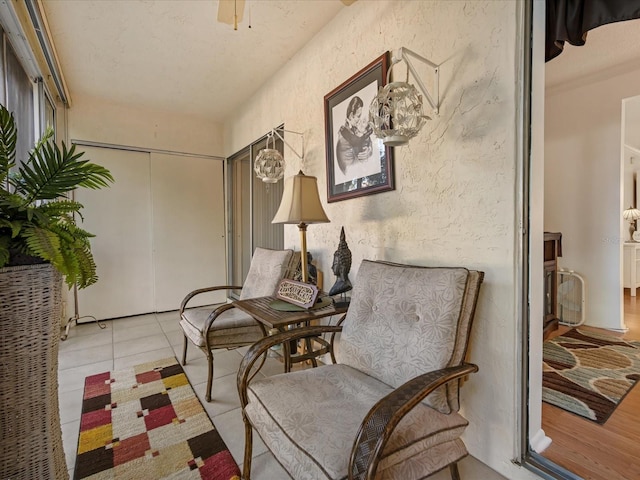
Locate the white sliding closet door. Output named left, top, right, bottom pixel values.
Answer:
left=150, top=153, right=226, bottom=312
left=75, top=147, right=226, bottom=321
left=75, top=147, right=154, bottom=320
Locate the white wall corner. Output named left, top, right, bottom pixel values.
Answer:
left=530, top=428, right=552, bottom=453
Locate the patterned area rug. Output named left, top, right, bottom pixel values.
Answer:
left=74, top=357, right=240, bottom=479
left=543, top=328, right=640, bottom=424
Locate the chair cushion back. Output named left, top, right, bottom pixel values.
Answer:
left=239, top=248, right=294, bottom=300
left=336, top=260, right=471, bottom=414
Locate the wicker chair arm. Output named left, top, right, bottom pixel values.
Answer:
left=179, top=285, right=243, bottom=314
left=348, top=363, right=479, bottom=480
left=237, top=325, right=343, bottom=407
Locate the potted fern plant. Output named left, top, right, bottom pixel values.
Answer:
left=0, top=103, right=112, bottom=479
left=0, top=105, right=113, bottom=285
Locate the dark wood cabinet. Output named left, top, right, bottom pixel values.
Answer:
left=543, top=232, right=562, bottom=339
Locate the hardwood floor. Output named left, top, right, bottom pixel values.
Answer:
left=541, top=291, right=640, bottom=480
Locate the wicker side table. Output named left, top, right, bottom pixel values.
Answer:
left=0, top=263, right=68, bottom=479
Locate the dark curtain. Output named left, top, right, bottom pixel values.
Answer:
left=546, top=0, right=640, bottom=62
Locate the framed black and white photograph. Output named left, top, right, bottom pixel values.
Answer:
left=324, top=52, right=394, bottom=203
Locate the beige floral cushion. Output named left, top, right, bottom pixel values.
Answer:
left=240, top=247, right=294, bottom=300
left=336, top=260, right=469, bottom=414
left=245, top=364, right=469, bottom=480
left=180, top=307, right=263, bottom=348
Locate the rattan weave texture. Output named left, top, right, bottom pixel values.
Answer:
left=0, top=263, right=68, bottom=480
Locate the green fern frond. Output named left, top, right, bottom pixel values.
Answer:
left=62, top=221, right=94, bottom=240
left=34, top=200, right=85, bottom=219
left=49, top=220, right=94, bottom=242
left=62, top=142, right=114, bottom=189
left=33, top=126, right=54, bottom=151
left=68, top=242, right=98, bottom=288
left=0, top=106, right=17, bottom=183
left=0, top=185, right=24, bottom=210
left=0, top=218, right=23, bottom=238
left=48, top=222, right=75, bottom=244
left=27, top=201, right=85, bottom=233
left=59, top=243, right=82, bottom=288
left=15, top=139, right=114, bottom=202
left=22, top=226, right=63, bottom=266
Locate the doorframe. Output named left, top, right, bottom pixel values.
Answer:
left=517, top=1, right=581, bottom=478
left=518, top=1, right=617, bottom=478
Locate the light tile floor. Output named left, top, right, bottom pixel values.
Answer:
left=58, top=311, right=506, bottom=480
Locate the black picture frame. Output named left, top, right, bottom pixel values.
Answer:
left=324, top=52, right=394, bottom=203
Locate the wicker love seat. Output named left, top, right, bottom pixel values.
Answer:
left=238, top=259, right=484, bottom=480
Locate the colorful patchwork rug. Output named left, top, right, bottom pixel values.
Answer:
left=74, top=357, right=240, bottom=479
left=542, top=328, right=640, bottom=424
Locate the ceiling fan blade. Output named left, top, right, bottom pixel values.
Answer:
left=217, top=0, right=245, bottom=25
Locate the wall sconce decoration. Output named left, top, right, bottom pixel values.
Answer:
left=369, top=47, right=440, bottom=147
left=254, top=127, right=305, bottom=183
left=623, top=206, right=640, bottom=241
left=254, top=133, right=284, bottom=184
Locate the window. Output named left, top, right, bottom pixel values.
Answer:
left=43, top=90, right=55, bottom=136
left=227, top=131, right=286, bottom=293
left=0, top=22, right=55, bottom=173
left=4, top=32, right=35, bottom=167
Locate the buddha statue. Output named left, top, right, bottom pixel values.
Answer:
left=328, top=227, right=352, bottom=297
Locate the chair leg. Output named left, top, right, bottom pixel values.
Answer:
left=181, top=335, right=188, bottom=365
left=205, top=350, right=214, bottom=402
left=243, top=415, right=253, bottom=480
left=449, top=462, right=461, bottom=480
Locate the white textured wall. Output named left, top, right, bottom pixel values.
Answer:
left=226, top=1, right=537, bottom=478
left=67, top=92, right=224, bottom=157
left=545, top=68, right=640, bottom=331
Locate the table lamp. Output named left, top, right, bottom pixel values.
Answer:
left=623, top=206, right=640, bottom=241
left=272, top=171, right=329, bottom=283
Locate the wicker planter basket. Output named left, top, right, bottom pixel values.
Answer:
left=0, top=263, right=68, bottom=479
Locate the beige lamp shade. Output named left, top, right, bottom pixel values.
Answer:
left=272, top=171, right=329, bottom=225
left=623, top=206, right=640, bottom=221
left=272, top=171, right=329, bottom=284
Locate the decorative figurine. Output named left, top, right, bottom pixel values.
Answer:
left=329, top=227, right=352, bottom=305
left=294, top=251, right=318, bottom=285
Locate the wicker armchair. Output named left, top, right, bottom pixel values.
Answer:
left=238, top=260, right=484, bottom=480
left=179, top=247, right=294, bottom=402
